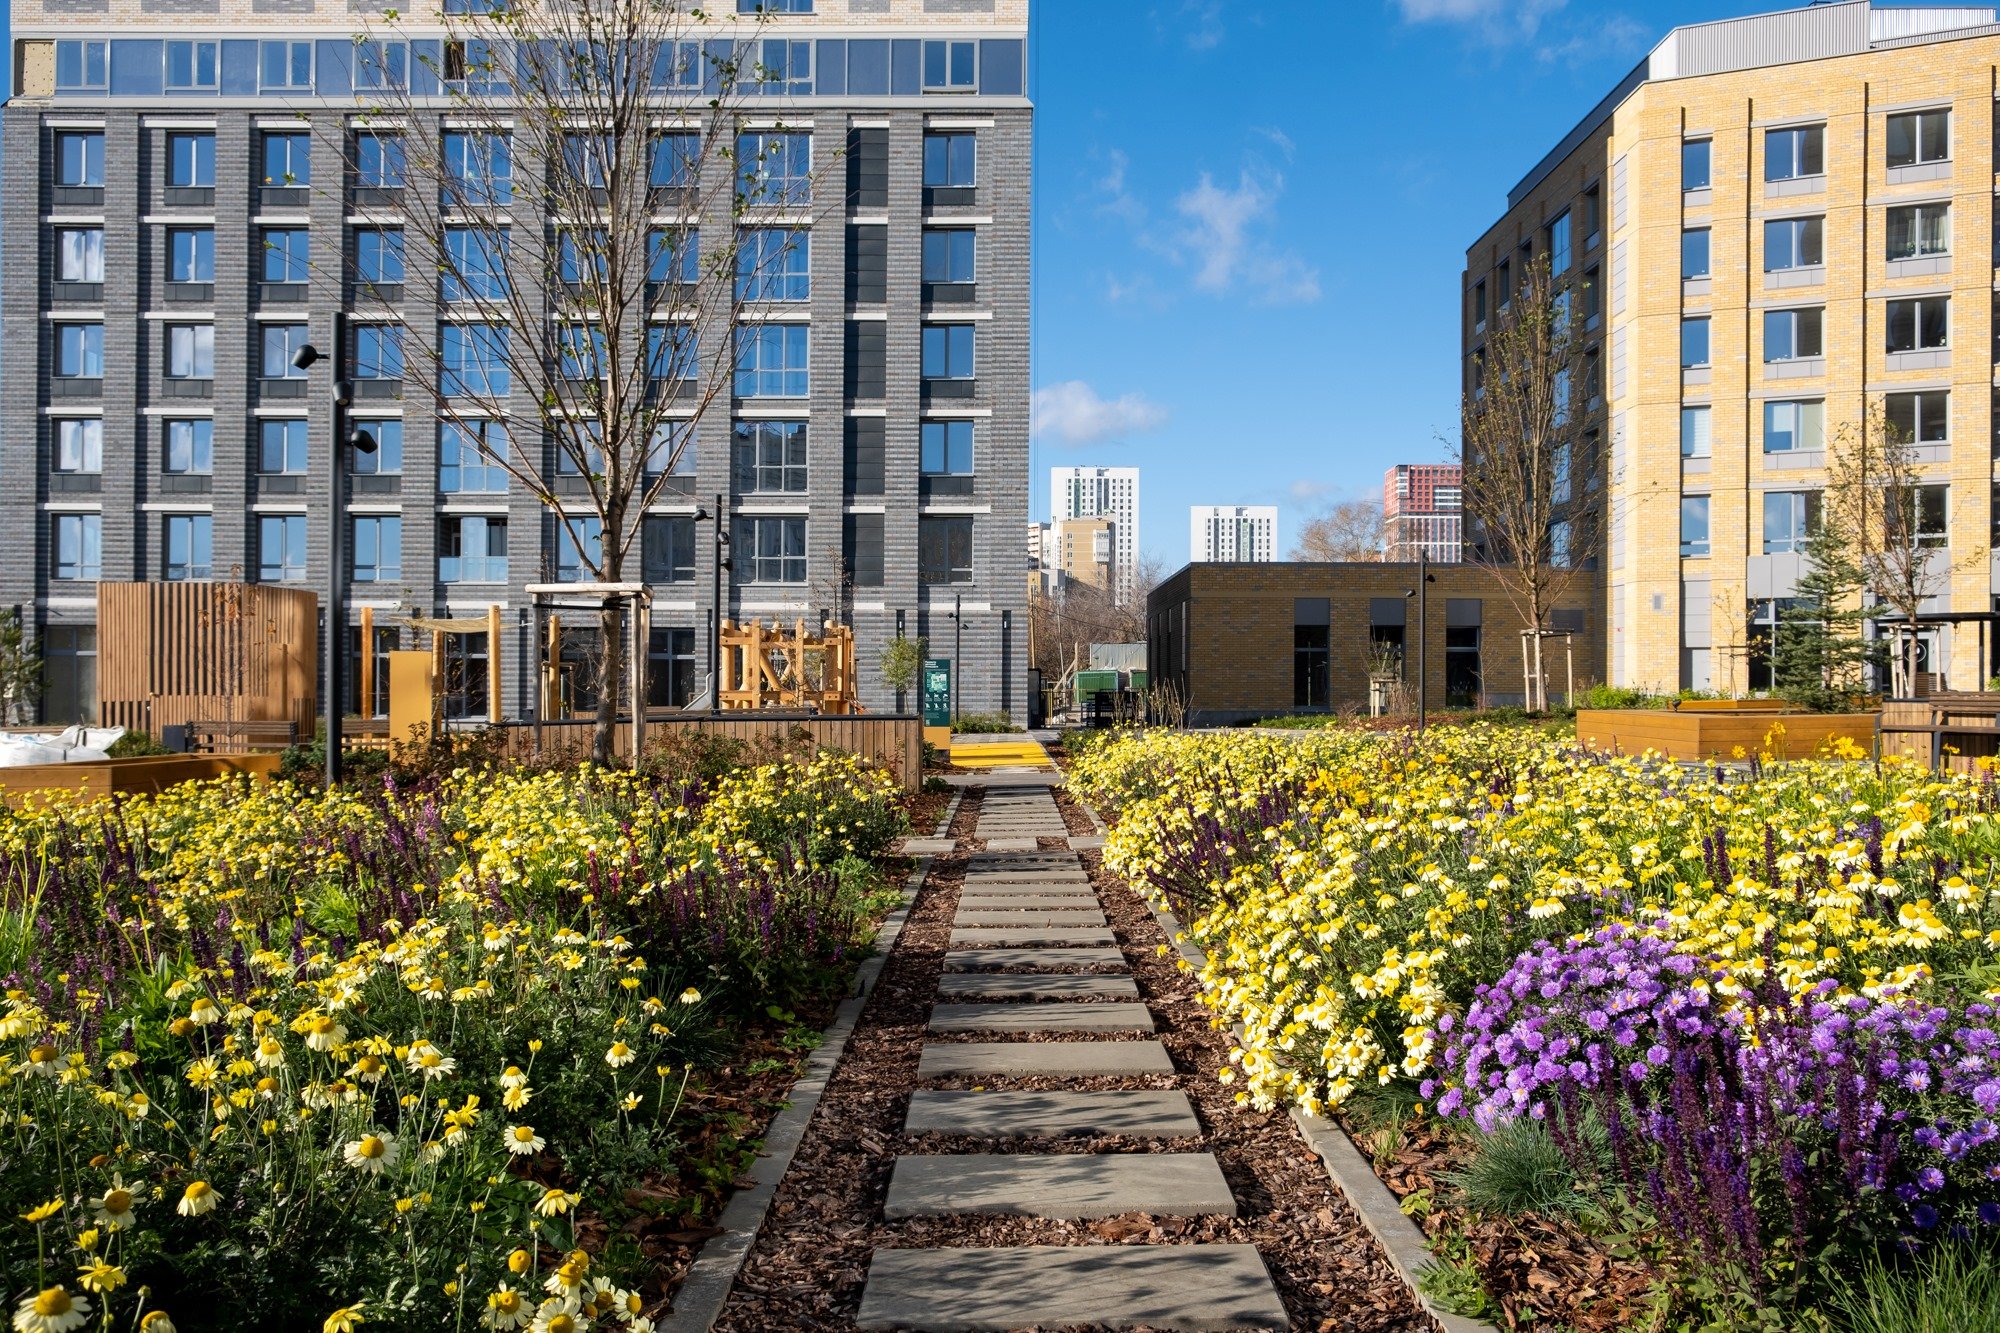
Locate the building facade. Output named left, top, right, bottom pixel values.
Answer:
left=1383, top=464, right=1461, bottom=563
left=1050, top=465, right=1139, bottom=606
left=1467, top=0, right=2000, bottom=695
left=1190, top=504, right=1276, bottom=563
left=1053, top=516, right=1114, bottom=596
left=4, top=0, right=1032, bottom=725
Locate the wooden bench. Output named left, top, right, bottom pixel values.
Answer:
left=190, top=721, right=298, bottom=754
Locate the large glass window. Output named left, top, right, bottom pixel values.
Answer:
left=351, top=420, right=403, bottom=473
left=649, top=228, right=699, bottom=283
left=1764, top=217, right=1823, bottom=270
left=53, top=514, right=101, bottom=581
left=166, top=133, right=215, bottom=188
left=923, top=230, right=977, bottom=284
left=1763, top=491, right=1820, bottom=554
left=1681, top=318, right=1711, bottom=368
left=922, top=39, right=976, bottom=91
left=41, top=626, right=96, bottom=726
left=260, top=41, right=312, bottom=92
left=56, top=228, right=103, bottom=283
left=1764, top=399, right=1825, bottom=454
left=735, top=516, right=806, bottom=583
left=1765, top=125, right=1824, bottom=181
left=444, top=132, right=512, bottom=205
left=736, top=229, right=810, bottom=302
left=922, top=325, right=976, bottom=380
left=758, top=38, right=813, bottom=95
left=262, top=134, right=310, bottom=187
left=650, top=133, right=697, bottom=189
left=56, top=325, right=103, bottom=379
left=443, top=228, right=510, bottom=301
left=442, top=325, right=510, bottom=397
left=55, top=133, right=104, bottom=188
left=258, top=515, right=306, bottom=582
left=168, top=229, right=215, bottom=283
left=1294, top=598, right=1330, bottom=709
left=1681, top=228, right=1710, bottom=279
left=352, top=516, right=403, bottom=583
left=1887, top=390, right=1949, bottom=445
left=1887, top=110, right=1950, bottom=167
left=1887, top=204, right=1950, bottom=260
left=169, top=325, right=216, bottom=380
left=734, top=325, right=809, bottom=397
left=1681, top=406, right=1712, bottom=459
left=439, top=420, right=509, bottom=492
left=354, top=325, right=403, bottom=380
left=163, top=419, right=212, bottom=474
left=1763, top=307, right=1824, bottom=362
left=1548, top=210, right=1572, bottom=275
left=354, top=134, right=406, bottom=188
left=732, top=420, right=807, bottom=493
left=164, top=41, right=219, bottom=92
left=356, top=229, right=406, bottom=283
left=1682, top=139, right=1712, bottom=190
left=262, top=228, right=310, bottom=283
left=557, top=325, right=606, bottom=381
left=737, top=132, right=811, bottom=205
left=919, top=516, right=974, bottom=584
left=55, top=41, right=107, bottom=92
left=1887, top=297, right=1949, bottom=352
left=642, top=517, right=696, bottom=584
left=260, top=324, right=306, bottom=379
left=1680, top=496, right=1711, bottom=558
left=259, top=419, right=307, bottom=474
left=163, top=515, right=213, bottom=580
left=924, top=133, right=976, bottom=188
left=1897, top=485, right=1949, bottom=548
left=647, top=627, right=697, bottom=708
left=55, top=419, right=102, bottom=474
left=555, top=517, right=603, bottom=582
left=922, top=421, right=975, bottom=475
left=439, top=516, right=508, bottom=583
left=649, top=326, right=698, bottom=383
left=354, top=40, right=408, bottom=90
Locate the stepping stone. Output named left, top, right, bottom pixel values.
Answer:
left=963, top=868, right=1089, bottom=880
left=943, top=947, right=1128, bottom=972
left=1069, top=835, right=1107, bottom=851
left=950, top=927, right=1117, bottom=947
left=928, top=1002, right=1154, bottom=1034
left=954, top=910, right=1106, bottom=928
left=883, top=1153, right=1237, bottom=1220
left=982, top=838, right=1042, bottom=852
left=938, top=971, right=1139, bottom=999
left=958, top=894, right=1100, bottom=910
left=917, top=1040, right=1173, bottom=1078
left=904, top=1089, right=1201, bottom=1138
left=857, top=1246, right=1288, bottom=1331
left=898, top=838, right=958, bottom=856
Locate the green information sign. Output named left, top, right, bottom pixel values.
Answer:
left=922, top=658, right=953, bottom=728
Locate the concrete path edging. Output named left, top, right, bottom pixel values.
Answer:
left=661, top=855, right=932, bottom=1333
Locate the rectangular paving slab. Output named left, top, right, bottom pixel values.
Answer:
left=942, top=947, right=1128, bottom=972
left=903, top=1089, right=1201, bottom=1139
left=916, top=1040, right=1173, bottom=1078
left=883, top=1153, right=1236, bottom=1220
left=949, top=927, right=1117, bottom=947
left=954, top=910, right=1107, bottom=928
left=980, top=838, right=1044, bottom=852
left=958, top=894, right=1101, bottom=910
left=856, top=1245, right=1289, bottom=1331
left=937, top=971, right=1140, bottom=999
left=962, top=870, right=1091, bottom=882
left=928, top=1002, right=1155, bottom=1034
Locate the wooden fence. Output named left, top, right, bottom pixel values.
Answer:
left=96, top=582, right=318, bottom=740
left=492, top=714, right=924, bottom=790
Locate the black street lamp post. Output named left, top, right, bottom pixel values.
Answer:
left=708, top=493, right=729, bottom=713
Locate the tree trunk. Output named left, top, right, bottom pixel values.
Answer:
left=594, top=598, right=621, bottom=767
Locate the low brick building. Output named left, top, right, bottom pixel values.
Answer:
left=1146, top=562, right=1604, bottom=724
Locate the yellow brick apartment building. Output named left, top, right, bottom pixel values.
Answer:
left=1467, top=1, right=2000, bottom=694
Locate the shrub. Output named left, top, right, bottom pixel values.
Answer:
left=950, top=712, right=1020, bottom=734
left=1833, top=1243, right=2000, bottom=1333
left=1443, top=1116, right=1602, bottom=1219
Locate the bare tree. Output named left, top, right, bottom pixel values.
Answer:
left=1029, top=554, right=1161, bottom=694
left=347, top=0, right=829, bottom=762
left=1292, top=499, right=1383, bottom=562
left=1456, top=256, right=1600, bottom=711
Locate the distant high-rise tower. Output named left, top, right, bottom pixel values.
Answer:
left=1384, top=465, right=1462, bottom=563
left=1050, top=467, right=1140, bottom=604
left=1190, top=506, right=1277, bottom=562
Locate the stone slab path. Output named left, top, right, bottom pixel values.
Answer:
left=855, top=782, right=1287, bottom=1330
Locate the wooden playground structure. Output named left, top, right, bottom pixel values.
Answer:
left=718, top=618, right=862, bottom=714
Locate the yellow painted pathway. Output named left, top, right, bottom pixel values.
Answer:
left=949, top=738, right=1054, bottom=770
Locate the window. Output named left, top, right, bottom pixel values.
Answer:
left=555, top=517, right=603, bottom=583
left=1683, top=139, right=1712, bottom=191
left=1473, top=280, right=1487, bottom=329
left=439, top=420, right=508, bottom=492
left=439, top=516, right=508, bottom=584
left=444, top=132, right=512, bottom=205
left=262, top=229, right=310, bottom=283
left=55, top=420, right=102, bottom=474
left=1887, top=390, right=1949, bottom=444
left=1766, top=125, right=1824, bottom=182
left=258, top=515, right=306, bottom=582
left=163, top=515, right=213, bottom=581
left=737, top=229, right=810, bottom=301
left=352, top=516, right=403, bottom=583
left=356, top=229, right=406, bottom=284
left=1887, top=110, right=1950, bottom=167
left=1581, top=267, right=1602, bottom=324
left=354, top=40, right=408, bottom=91
left=1764, top=399, right=1826, bottom=454
left=1763, top=491, right=1820, bottom=554
left=923, top=40, right=976, bottom=91
left=648, top=628, right=698, bottom=708
left=55, top=41, right=108, bottom=92
left=1901, top=485, right=1949, bottom=548
left=354, top=134, right=406, bottom=188
left=1764, top=307, right=1824, bottom=362
left=1887, top=203, right=1950, bottom=260
left=924, top=133, right=977, bottom=188
left=56, top=325, right=103, bottom=379
left=1887, top=297, right=1949, bottom=352
left=1681, top=228, right=1711, bottom=279
left=259, top=324, right=304, bottom=379
left=42, top=626, right=97, bottom=726
left=354, top=325, right=403, bottom=380
left=557, top=325, right=606, bottom=380
left=738, top=133, right=811, bottom=206
left=642, top=517, right=695, bottom=584
left=740, top=0, right=813, bottom=11
left=56, top=228, right=103, bottom=283
left=261, top=134, right=310, bottom=188
left=1681, top=318, right=1710, bottom=368
left=919, top=516, right=974, bottom=584
left=1294, top=598, right=1330, bottom=709
left=1681, top=406, right=1712, bottom=459
left=650, top=325, right=698, bottom=382
left=56, top=132, right=104, bottom=188
left=924, top=229, right=977, bottom=285
left=1548, top=210, right=1572, bottom=275
left=653, top=41, right=705, bottom=92
left=650, top=133, right=697, bottom=189
left=442, top=325, right=509, bottom=397
left=734, top=325, right=809, bottom=397
left=163, top=419, right=212, bottom=474
left=169, top=324, right=216, bottom=380
left=732, top=420, right=807, bottom=493
left=260, top=41, right=312, bottom=92
left=758, top=39, right=812, bottom=95
left=560, top=133, right=612, bottom=189
left=168, top=229, right=215, bottom=283
left=923, top=325, right=976, bottom=380
left=1680, top=496, right=1711, bottom=558
left=649, top=228, right=699, bottom=283
left=167, top=133, right=215, bottom=188
left=1552, top=441, right=1573, bottom=504
left=650, top=421, right=696, bottom=477
left=555, top=423, right=605, bottom=478
left=54, top=514, right=101, bottom=581
left=1764, top=217, right=1823, bottom=271
left=736, top=516, right=806, bottom=583
left=922, top=421, right=974, bottom=475
left=1495, top=259, right=1512, bottom=310
left=259, top=419, right=307, bottom=474
left=557, top=229, right=607, bottom=285
left=164, top=41, right=219, bottom=92
left=443, top=228, right=510, bottom=301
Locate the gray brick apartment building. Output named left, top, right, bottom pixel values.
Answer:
left=1, top=0, right=1031, bottom=726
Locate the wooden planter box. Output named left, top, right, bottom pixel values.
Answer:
left=0, top=753, right=282, bottom=804
left=1576, top=710, right=1879, bottom=761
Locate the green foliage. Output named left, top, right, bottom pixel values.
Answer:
left=1774, top=523, right=1882, bottom=712
left=0, top=608, right=42, bottom=724
left=879, top=635, right=926, bottom=695
left=1830, top=1243, right=2000, bottom=1333
left=1443, top=1115, right=1608, bottom=1218
left=106, top=730, right=173, bottom=757
left=1416, top=1233, right=1499, bottom=1319
left=950, top=712, right=1020, bottom=734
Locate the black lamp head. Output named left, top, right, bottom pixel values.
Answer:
left=290, top=343, right=322, bottom=372
left=349, top=427, right=379, bottom=455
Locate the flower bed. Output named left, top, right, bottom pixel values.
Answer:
left=1073, top=727, right=2000, bottom=1326
left=1, top=751, right=907, bottom=1333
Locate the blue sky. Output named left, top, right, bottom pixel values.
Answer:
left=1030, top=0, right=1770, bottom=568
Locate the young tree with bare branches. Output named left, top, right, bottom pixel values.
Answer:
left=344, top=0, right=828, bottom=762
left=1291, top=499, right=1383, bottom=562
left=1456, top=256, right=1600, bottom=711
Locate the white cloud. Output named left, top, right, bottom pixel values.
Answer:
left=1181, top=0, right=1226, bottom=50
left=1396, top=0, right=1569, bottom=40
left=1032, top=382, right=1170, bottom=447
left=1288, top=479, right=1333, bottom=501
left=1175, top=170, right=1322, bottom=305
